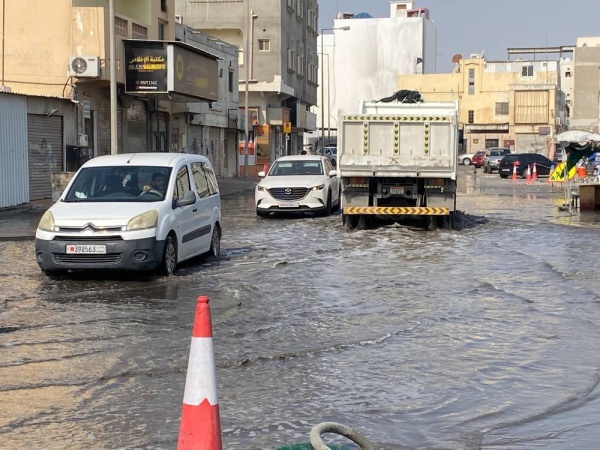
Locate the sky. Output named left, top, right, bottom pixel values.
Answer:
left=319, top=0, right=600, bottom=72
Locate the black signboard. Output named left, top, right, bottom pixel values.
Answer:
left=171, top=45, right=218, bottom=102
left=124, top=41, right=168, bottom=93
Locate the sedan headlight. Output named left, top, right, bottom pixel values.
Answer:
left=126, top=210, right=158, bottom=231
left=257, top=185, right=267, bottom=192
left=310, top=184, right=325, bottom=191
left=37, top=210, right=55, bottom=231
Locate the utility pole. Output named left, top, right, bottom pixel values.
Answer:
left=109, top=0, right=118, bottom=154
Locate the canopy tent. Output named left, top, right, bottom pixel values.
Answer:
left=555, top=130, right=600, bottom=171
left=554, top=130, right=600, bottom=213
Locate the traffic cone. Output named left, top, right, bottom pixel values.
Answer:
left=178, top=296, right=222, bottom=450
left=511, top=162, right=518, bottom=182
left=525, top=165, right=532, bottom=185
left=532, top=163, right=538, bottom=182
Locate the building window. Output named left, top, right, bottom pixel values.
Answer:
left=132, top=23, right=148, bottom=39
left=565, top=71, right=572, bottom=77
left=229, top=70, right=234, bottom=93
left=522, top=65, right=533, bottom=77
left=115, top=17, right=128, bottom=37
left=297, top=55, right=304, bottom=77
left=258, top=39, right=270, bottom=52
left=296, top=0, right=304, bottom=20
left=287, top=0, right=295, bottom=12
left=468, top=110, right=474, bottom=124
left=287, top=48, right=295, bottom=72
left=158, top=20, right=166, bottom=41
left=161, top=0, right=167, bottom=12
left=468, top=68, right=475, bottom=95
left=495, top=102, right=509, bottom=115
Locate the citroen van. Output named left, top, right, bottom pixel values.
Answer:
left=35, top=153, right=222, bottom=276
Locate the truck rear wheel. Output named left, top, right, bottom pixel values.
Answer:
left=342, top=214, right=359, bottom=231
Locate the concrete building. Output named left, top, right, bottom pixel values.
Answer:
left=0, top=0, right=242, bottom=206
left=571, top=37, right=600, bottom=134
left=395, top=55, right=565, bottom=154
left=306, top=0, right=436, bottom=149
left=174, top=0, right=318, bottom=174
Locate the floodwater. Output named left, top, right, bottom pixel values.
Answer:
left=2, top=171, right=600, bottom=449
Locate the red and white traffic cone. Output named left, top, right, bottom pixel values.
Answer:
left=511, top=162, right=518, bottom=182
left=525, top=165, right=532, bottom=185
left=532, top=163, right=538, bottom=182
left=177, top=296, right=222, bottom=450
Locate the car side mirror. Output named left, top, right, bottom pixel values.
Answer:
left=177, top=190, right=197, bottom=207
left=258, top=171, right=266, bottom=178
left=329, top=169, right=338, bottom=177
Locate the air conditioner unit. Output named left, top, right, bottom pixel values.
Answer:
left=175, top=14, right=183, bottom=24
left=79, top=134, right=89, bottom=147
left=69, top=56, right=100, bottom=78
left=209, top=102, right=222, bottom=111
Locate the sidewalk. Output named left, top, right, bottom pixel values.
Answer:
left=0, top=176, right=258, bottom=241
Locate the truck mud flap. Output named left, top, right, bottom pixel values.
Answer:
left=344, top=206, right=449, bottom=216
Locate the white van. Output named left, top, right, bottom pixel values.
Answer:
left=35, top=153, right=222, bottom=276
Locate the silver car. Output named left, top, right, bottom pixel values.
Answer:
left=483, top=147, right=511, bottom=173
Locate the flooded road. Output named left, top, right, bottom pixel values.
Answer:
left=2, top=172, right=600, bottom=449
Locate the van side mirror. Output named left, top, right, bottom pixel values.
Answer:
left=177, top=191, right=197, bottom=207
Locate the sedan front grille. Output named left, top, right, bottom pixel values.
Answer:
left=268, top=187, right=309, bottom=201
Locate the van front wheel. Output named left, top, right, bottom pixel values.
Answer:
left=209, top=224, right=221, bottom=259
left=159, top=235, right=177, bottom=276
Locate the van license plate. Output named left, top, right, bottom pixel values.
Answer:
left=278, top=201, right=299, bottom=208
left=390, top=187, right=404, bottom=194
left=66, top=244, right=107, bottom=254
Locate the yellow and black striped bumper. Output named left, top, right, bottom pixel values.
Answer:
left=344, top=206, right=449, bottom=216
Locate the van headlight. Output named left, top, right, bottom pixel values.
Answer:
left=38, top=211, right=55, bottom=231
left=126, top=210, right=158, bottom=230
left=310, top=184, right=325, bottom=191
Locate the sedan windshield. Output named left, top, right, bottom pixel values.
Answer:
left=64, top=166, right=172, bottom=202
left=269, top=161, right=323, bottom=176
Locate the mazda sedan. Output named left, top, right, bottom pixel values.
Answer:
left=255, top=155, right=340, bottom=217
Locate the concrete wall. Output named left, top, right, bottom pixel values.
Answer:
left=572, top=42, right=600, bottom=133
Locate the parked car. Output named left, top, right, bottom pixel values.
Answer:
left=472, top=150, right=487, bottom=168
left=316, top=146, right=337, bottom=166
left=35, top=153, right=222, bottom=276
left=458, top=152, right=476, bottom=166
left=255, top=155, right=340, bottom=216
left=483, top=147, right=511, bottom=173
left=498, top=153, right=555, bottom=178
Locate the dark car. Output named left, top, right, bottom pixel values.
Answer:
left=498, top=153, right=555, bottom=178
left=472, top=150, right=487, bottom=168
left=483, top=147, right=511, bottom=173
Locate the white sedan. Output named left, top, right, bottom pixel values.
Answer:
left=255, top=155, right=340, bottom=217
left=459, top=152, right=476, bottom=165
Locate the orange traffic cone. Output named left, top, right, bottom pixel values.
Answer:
left=525, top=165, right=532, bottom=185
left=532, top=163, right=538, bottom=182
left=178, top=296, right=222, bottom=450
left=511, top=162, right=518, bottom=182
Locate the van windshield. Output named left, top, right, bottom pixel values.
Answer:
left=64, top=166, right=172, bottom=202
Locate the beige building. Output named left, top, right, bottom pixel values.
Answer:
left=396, top=55, right=564, bottom=155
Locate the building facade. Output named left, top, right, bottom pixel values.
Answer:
left=571, top=37, right=600, bottom=134
left=395, top=55, right=565, bottom=155
left=0, top=0, right=241, bottom=206
left=175, top=0, right=318, bottom=174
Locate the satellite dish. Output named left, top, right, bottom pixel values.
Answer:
left=452, top=54, right=463, bottom=64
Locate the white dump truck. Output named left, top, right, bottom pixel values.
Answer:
left=337, top=98, right=460, bottom=230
